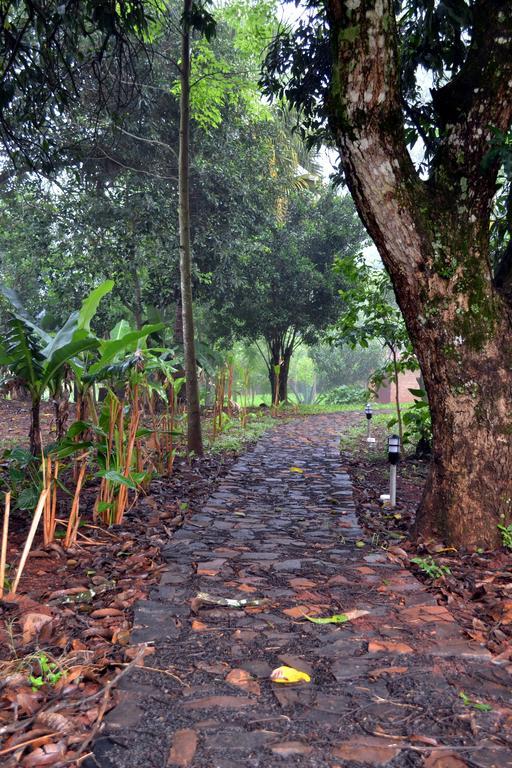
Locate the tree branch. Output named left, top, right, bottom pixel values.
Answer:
left=96, top=147, right=178, bottom=181
left=111, top=124, right=178, bottom=160
left=431, top=1, right=512, bottom=200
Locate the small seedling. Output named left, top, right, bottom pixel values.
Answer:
left=497, top=523, right=512, bottom=550
left=411, top=555, right=450, bottom=579
left=28, top=654, right=64, bottom=690
left=459, top=691, right=492, bottom=712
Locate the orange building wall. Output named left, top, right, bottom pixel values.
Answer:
left=375, top=370, right=421, bottom=404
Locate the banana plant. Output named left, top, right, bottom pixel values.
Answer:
left=0, top=283, right=112, bottom=454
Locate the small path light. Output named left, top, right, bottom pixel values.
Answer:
left=387, top=434, right=400, bottom=507
left=364, top=403, right=375, bottom=442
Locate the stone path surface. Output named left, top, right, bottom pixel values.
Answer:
left=88, top=414, right=512, bottom=768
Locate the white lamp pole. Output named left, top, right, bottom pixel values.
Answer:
left=365, top=403, right=375, bottom=442
left=387, top=434, right=401, bottom=507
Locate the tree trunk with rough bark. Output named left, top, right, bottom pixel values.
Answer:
left=178, top=0, right=203, bottom=456
left=326, top=0, right=512, bottom=548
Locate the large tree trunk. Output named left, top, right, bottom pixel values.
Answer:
left=326, top=0, right=512, bottom=548
left=178, top=0, right=203, bottom=456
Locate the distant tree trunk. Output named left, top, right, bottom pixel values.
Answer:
left=132, top=269, right=143, bottom=330
left=30, top=397, right=41, bottom=455
left=268, top=344, right=292, bottom=403
left=178, top=0, right=203, bottom=455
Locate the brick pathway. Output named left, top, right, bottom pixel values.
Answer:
left=88, top=414, right=512, bottom=768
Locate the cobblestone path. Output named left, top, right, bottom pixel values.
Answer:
left=88, top=414, right=512, bottom=768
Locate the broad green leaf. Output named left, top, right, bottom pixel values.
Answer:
left=41, top=336, right=100, bottom=390
left=302, top=613, right=350, bottom=624
left=78, top=280, right=114, bottom=330
left=109, top=319, right=132, bottom=340
left=41, top=312, right=80, bottom=359
left=91, top=323, right=164, bottom=372
left=408, top=388, right=427, bottom=398
left=51, top=441, right=93, bottom=458
left=130, top=471, right=149, bottom=484
left=0, top=284, right=51, bottom=344
left=17, top=486, right=43, bottom=510
left=96, top=470, right=137, bottom=489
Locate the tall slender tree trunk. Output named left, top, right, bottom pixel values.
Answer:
left=132, top=268, right=143, bottom=330
left=30, top=397, right=41, bottom=456
left=178, top=0, right=203, bottom=456
left=326, top=0, right=512, bottom=549
left=174, top=295, right=184, bottom=347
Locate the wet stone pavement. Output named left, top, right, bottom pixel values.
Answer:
left=88, top=414, right=512, bottom=768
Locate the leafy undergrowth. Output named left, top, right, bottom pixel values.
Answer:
left=0, top=451, right=239, bottom=767
left=342, top=422, right=512, bottom=663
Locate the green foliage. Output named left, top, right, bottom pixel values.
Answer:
left=205, top=411, right=274, bottom=453
left=459, top=691, right=492, bottom=713
left=332, top=257, right=412, bottom=359
left=0, top=282, right=109, bottom=396
left=0, top=281, right=112, bottom=452
left=210, top=187, right=366, bottom=400
left=0, top=0, right=152, bottom=165
left=315, top=385, right=367, bottom=406
left=28, top=654, right=64, bottom=691
left=309, top=341, right=385, bottom=390
left=497, top=523, right=512, bottom=550
left=411, top=556, right=451, bottom=580
left=1, top=447, right=42, bottom=511
left=261, top=0, right=476, bottom=163
left=387, top=389, right=432, bottom=450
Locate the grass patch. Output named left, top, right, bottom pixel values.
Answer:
left=293, top=402, right=399, bottom=416
left=205, top=412, right=276, bottom=453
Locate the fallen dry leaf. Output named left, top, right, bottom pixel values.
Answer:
left=167, top=728, right=198, bottom=766
left=270, top=666, right=311, bottom=684
left=225, top=668, right=260, bottom=695
left=21, top=613, right=54, bottom=645
left=368, top=639, right=414, bottom=654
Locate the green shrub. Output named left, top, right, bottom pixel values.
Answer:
left=316, top=385, right=367, bottom=405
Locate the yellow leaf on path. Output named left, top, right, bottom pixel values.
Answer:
left=289, top=467, right=304, bottom=473
left=270, top=666, right=311, bottom=684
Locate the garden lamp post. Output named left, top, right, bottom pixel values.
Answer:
left=364, top=403, right=373, bottom=440
left=387, top=434, right=400, bottom=507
